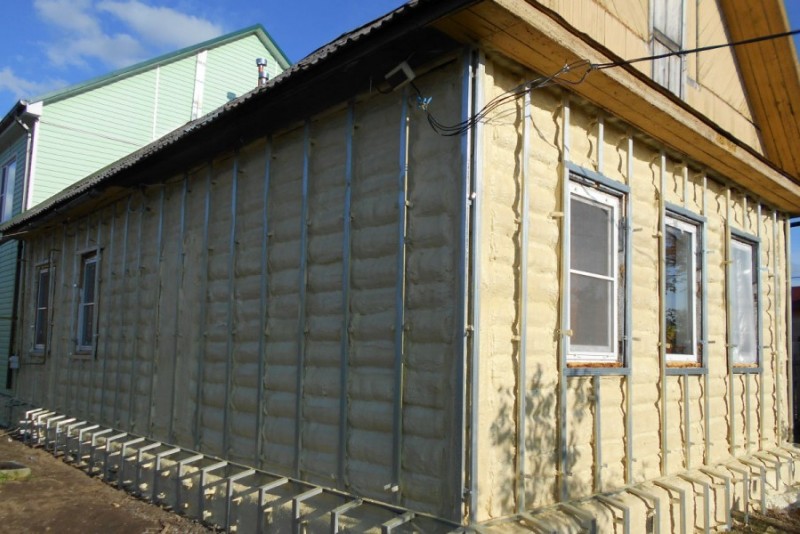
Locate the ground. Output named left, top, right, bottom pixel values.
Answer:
left=0, top=430, right=211, bottom=534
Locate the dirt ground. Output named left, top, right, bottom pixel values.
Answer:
left=0, top=431, right=211, bottom=534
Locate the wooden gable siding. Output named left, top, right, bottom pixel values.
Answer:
left=202, top=34, right=283, bottom=115
left=530, top=0, right=762, bottom=154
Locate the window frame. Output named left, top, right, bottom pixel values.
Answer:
left=651, top=0, right=685, bottom=96
left=564, top=168, right=629, bottom=371
left=75, top=251, right=99, bottom=355
left=664, top=207, right=705, bottom=368
left=728, top=230, right=761, bottom=372
left=32, top=264, right=51, bottom=353
left=0, top=158, right=16, bottom=223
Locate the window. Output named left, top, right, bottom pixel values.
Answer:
left=664, top=214, right=702, bottom=364
left=76, top=253, right=98, bottom=353
left=568, top=180, right=625, bottom=363
left=0, top=159, right=16, bottom=222
left=652, top=0, right=684, bottom=95
left=33, top=266, right=50, bottom=351
left=730, top=237, right=758, bottom=366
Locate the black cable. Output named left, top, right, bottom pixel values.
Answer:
left=417, top=28, right=799, bottom=136
left=592, top=28, right=800, bottom=70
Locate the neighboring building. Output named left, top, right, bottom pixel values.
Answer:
left=0, top=25, right=290, bottom=391
left=2, top=0, right=799, bottom=531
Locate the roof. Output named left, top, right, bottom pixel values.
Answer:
left=0, top=24, right=291, bottom=134
left=719, top=0, right=800, bottom=178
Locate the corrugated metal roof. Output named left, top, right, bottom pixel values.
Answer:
left=0, top=0, right=470, bottom=236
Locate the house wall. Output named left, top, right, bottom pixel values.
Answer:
left=14, top=58, right=466, bottom=520
left=473, top=54, right=790, bottom=522
left=532, top=0, right=762, bottom=154
left=0, top=133, right=27, bottom=391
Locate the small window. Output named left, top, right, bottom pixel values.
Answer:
left=568, top=180, right=625, bottom=363
left=652, top=0, right=684, bottom=95
left=730, top=237, right=758, bottom=366
left=664, top=214, right=702, bottom=364
left=33, top=267, right=50, bottom=351
left=0, top=159, right=16, bottom=222
left=76, top=253, right=98, bottom=353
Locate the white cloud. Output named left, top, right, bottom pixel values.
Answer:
left=31, top=0, right=223, bottom=71
left=0, top=67, right=67, bottom=100
left=97, top=1, right=224, bottom=49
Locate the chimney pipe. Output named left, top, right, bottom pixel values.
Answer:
left=256, top=58, right=268, bottom=88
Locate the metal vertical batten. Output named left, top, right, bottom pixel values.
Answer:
left=516, top=83, right=531, bottom=513
left=112, top=197, right=131, bottom=426
left=456, top=50, right=473, bottom=522
left=193, top=168, right=212, bottom=451
left=391, top=88, right=410, bottom=499
left=147, top=187, right=166, bottom=435
left=99, top=206, right=117, bottom=425
left=558, top=94, right=570, bottom=503
left=625, top=132, right=634, bottom=485
left=784, top=215, right=793, bottom=444
left=223, top=154, right=239, bottom=458
left=467, top=50, right=485, bottom=523
left=725, top=188, right=735, bottom=455
left=658, top=152, right=668, bottom=476
left=128, top=196, right=145, bottom=433
left=294, top=121, right=311, bottom=478
left=338, top=104, right=354, bottom=486
left=256, top=140, right=272, bottom=467
left=169, top=177, right=188, bottom=442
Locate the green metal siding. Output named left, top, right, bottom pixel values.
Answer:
left=32, top=71, right=158, bottom=204
left=154, top=58, right=196, bottom=138
left=202, top=35, right=284, bottom=115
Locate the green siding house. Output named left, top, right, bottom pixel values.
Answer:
left=0, top=25, right=290, bottom=391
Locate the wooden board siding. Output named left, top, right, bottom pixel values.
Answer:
left=530, top=0, right=762, bottom=154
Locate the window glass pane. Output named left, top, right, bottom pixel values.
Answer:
left=731, top=240, right=757, bottom=364
left=37, top=271, right=49, bottom=308
left=665, top=223, right=693, bottom=355
left=571, top=197, right=611, bottom=276
left=81, top=304, right=94, bottom=348
left=35, top=309, right=48, bottom=347
left=83, top=259, right=96, bottom=303
left=570, top=272, right=612, bottom=352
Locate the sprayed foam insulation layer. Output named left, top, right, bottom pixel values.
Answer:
left=473, top=55, right=792, bottom=522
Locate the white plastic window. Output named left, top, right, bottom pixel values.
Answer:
left=77, top=254, right=98, bottom=353
left=664, top=215, right=702, bottom=363
left=568, top=181, right=622, bottom=363
left=730, top=238, right=758, bottom=365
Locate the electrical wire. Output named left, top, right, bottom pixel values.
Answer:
left=592, top=28, right=800, bottom=71
left=415, top=27, right=800, bottom=136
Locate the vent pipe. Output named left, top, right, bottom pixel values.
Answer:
left=256, top=58, right=268, bottom=88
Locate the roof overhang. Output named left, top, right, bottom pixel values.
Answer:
left=435, top=0, right=800, bottom=212
left=718, top=0, right=800, bottom=179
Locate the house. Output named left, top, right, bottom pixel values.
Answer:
left=2, top=0, right=799, bottom=531
left=0, top=25, right=290, bottom=392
